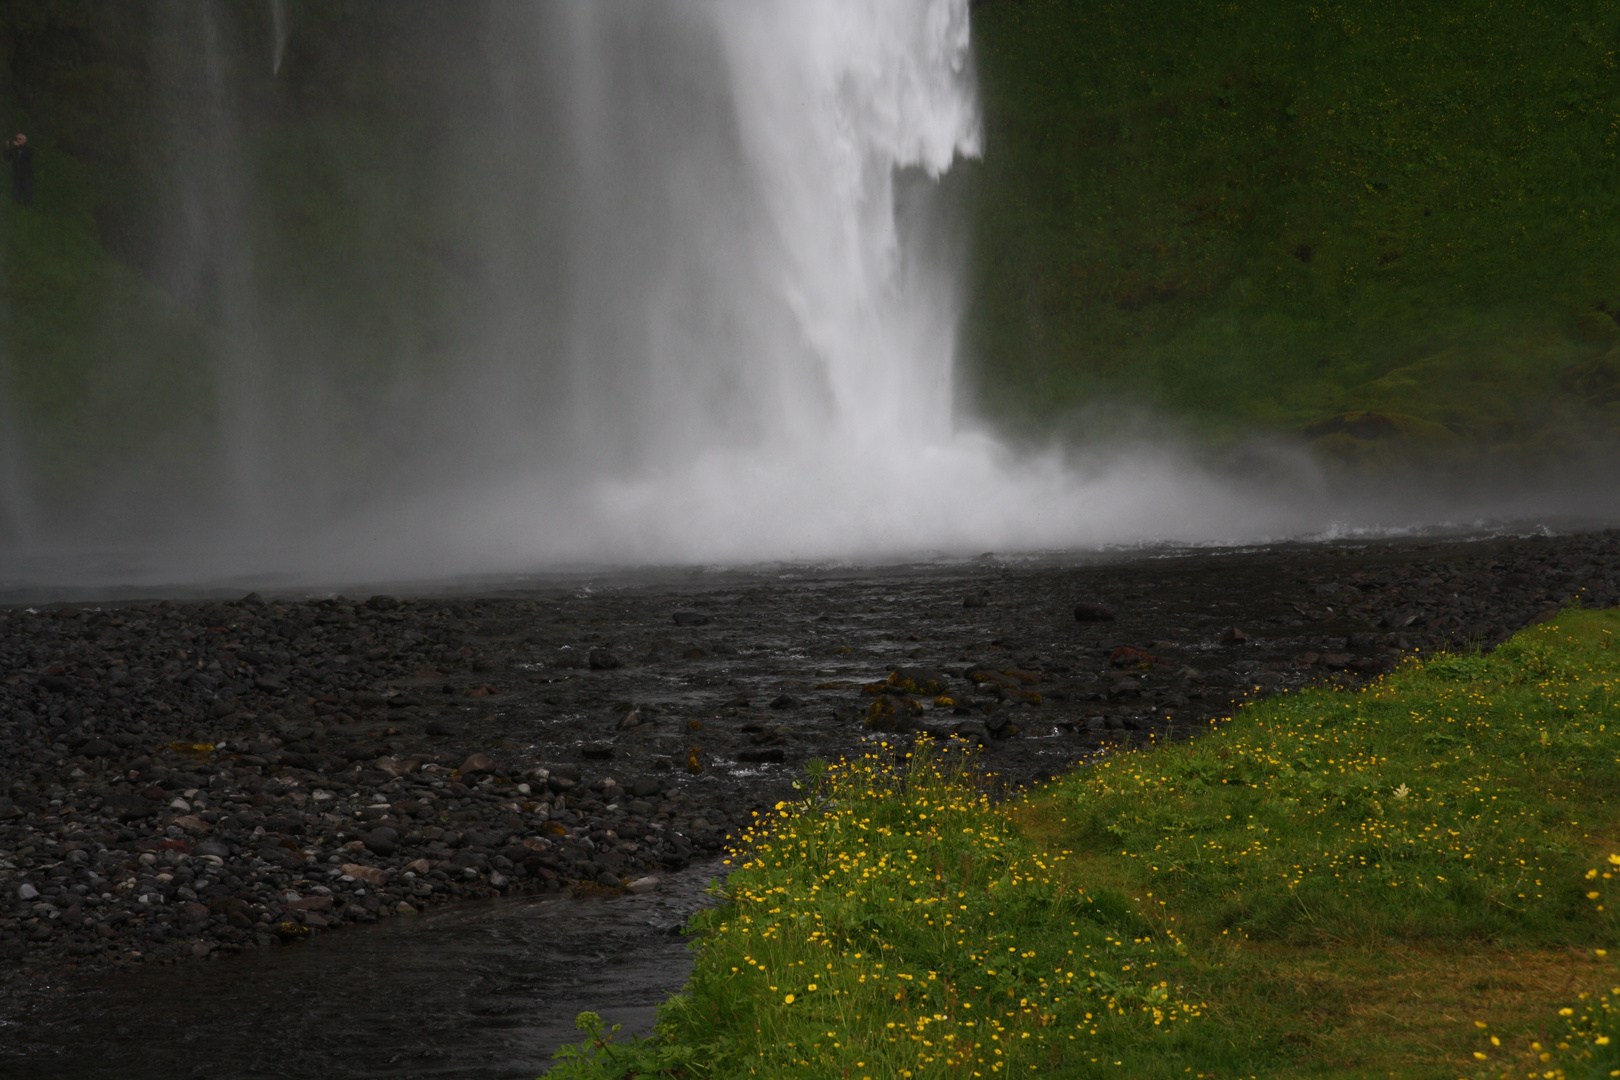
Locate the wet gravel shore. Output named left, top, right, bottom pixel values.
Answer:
left=2, top=529, right=1617, bottom=991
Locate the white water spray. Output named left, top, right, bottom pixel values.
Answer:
left=5, top=0, right=1588, bottom=589
left=347, top=0, right=1324, bottom=576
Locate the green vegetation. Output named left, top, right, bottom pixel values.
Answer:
left=547, top=608, right=1620, bottom=1078
left=965, top=0, right=1620, bottom=468
left=545, top=747, right=1204, bottom=1079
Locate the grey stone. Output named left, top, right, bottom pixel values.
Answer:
left=1073, top=603, right=1115, bottom=622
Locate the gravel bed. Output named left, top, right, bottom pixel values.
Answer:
left=1, top=528, right=1616, bottom=989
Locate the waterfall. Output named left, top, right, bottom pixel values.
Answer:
left=270, top=0, right=287, bottom=77
left=396, top=0, right=1307, bottom=570
left=0, top=355, right=37, bottom=549
left=0, top=0, right=1341, bottom=585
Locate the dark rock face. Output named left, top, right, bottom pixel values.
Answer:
left=0, top=529, right=1616, bottom=989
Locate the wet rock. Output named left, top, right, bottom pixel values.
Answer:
left=459, top=752, right=496, bottom=776
left=866, top=694, right=924, bottom=731
left=769, top=694, right=800, bottom=710
left=588, top=649, right=622, bottom=670
left=887, top=668, right=949, bottom=695
left=1219, top=626, right=1248, bottom=645
left=1109, top=646, right=1162, bottom=668
left=342, top=864, right=389, bottom=887
left=671, top=611, right=712, bottom=627
left=1073, top=603, right=1116, bottom=623
left=626, top=875, right=660, bottom=894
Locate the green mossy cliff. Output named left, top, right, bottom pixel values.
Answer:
left=965, top=0, right=1620, bottom=469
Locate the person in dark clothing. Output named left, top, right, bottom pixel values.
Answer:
left=5, top=134, right=34, bottom=207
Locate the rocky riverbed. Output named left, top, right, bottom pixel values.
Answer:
left=2, top=529, right=1617, bottom=993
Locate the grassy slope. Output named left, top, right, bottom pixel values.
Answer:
left=546, top=608, right=1620, bottom=1078
left=965, top=0, right=1620, bottom=467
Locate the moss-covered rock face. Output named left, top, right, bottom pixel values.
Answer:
left=965, top=0, right=1620, bottom=466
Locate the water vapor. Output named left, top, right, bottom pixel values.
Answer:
left=0, top=0, right=1613, bottom=591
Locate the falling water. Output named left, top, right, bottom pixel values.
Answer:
left=332, top=0, right=1323, bottom=575
left=0, top=356, right=36, bottom=548
left=3, top=0, right=1599, bottom=589
left=149, top=0, right=277, bottom=534
left=269, top=0, right=287, bottom=76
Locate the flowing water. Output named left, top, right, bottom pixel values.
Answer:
left=0, top=864, right=723, bottom=1080
left=10, top=0, right=1584, bottom=587
left=269, top=0, right=287, bottom=76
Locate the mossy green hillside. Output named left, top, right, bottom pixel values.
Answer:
left=548, top=608, right=1620, bottom=1078
left=966, top=0, right=1620, bottom=465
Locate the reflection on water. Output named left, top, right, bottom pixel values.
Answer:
left=0, top=865, right=721, bottom=1080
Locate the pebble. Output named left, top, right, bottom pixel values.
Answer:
left=0, top=529, right=1614, bottom=988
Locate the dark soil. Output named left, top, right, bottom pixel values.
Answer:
left=2, top=529, right=1617, bottom=992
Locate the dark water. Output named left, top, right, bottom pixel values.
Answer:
left=0, top=865, right=722, bottom=1080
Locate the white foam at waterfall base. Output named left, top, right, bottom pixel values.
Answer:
left=269, top=0, right=1340, bottom=578
left=161, top=2, right=1620, bottom=579
left=3, top=0, right=1613, bottom=587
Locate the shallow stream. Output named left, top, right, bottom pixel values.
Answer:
left=0, top=864, right=721, bottom=1080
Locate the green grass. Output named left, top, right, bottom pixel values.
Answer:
left=545, top=608, right=1620, bottom=1078
left=546, top=749, right=1205, bottom=1079
left=962, top=0, right=1620, bottom=466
